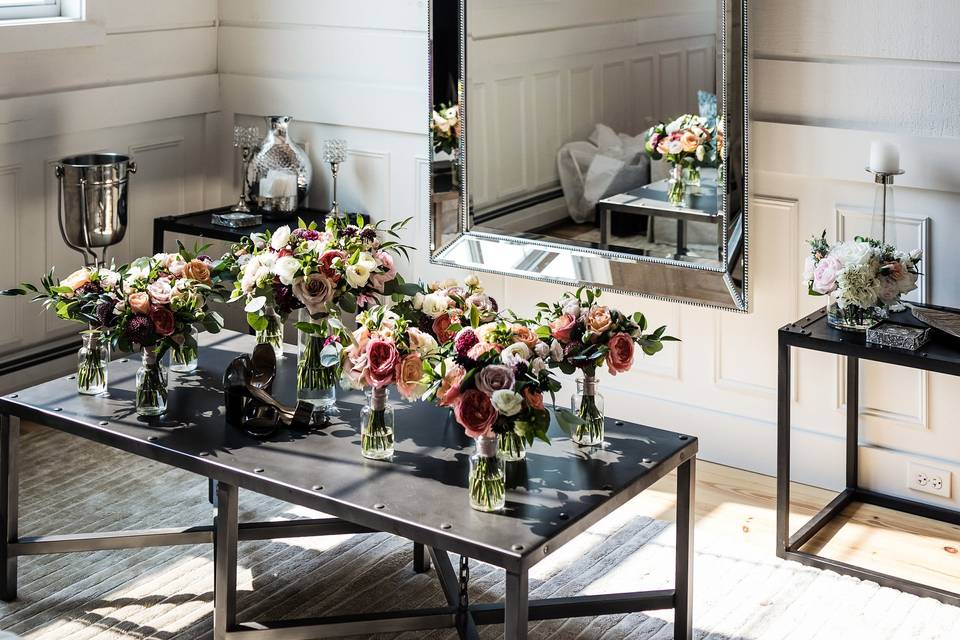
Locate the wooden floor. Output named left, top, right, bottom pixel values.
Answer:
left=639, top=461, right=960, bottom=595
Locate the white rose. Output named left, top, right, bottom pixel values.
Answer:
left=491, top=389, right=523, bottom=417
left=236, top=254, right=252, bottom=268
left=832, top=240, right=874, bottom=267
left=270, top=225, right=292, bottom=251
left=345, top=262, right=372, bottom=288
left=550, top=339, right=564, bottom=362
left=357, top=251, right=378, bottom=272
left=97, top=269, right=121, bottom=290
left=529, top=357, right=547, bottom=375
left=412, top=292, right=425, bottom=310
left=534, top=342, right=550, bottom=358
left=696, top=145, right=706, bottom=162
left=250, top=233, right=267, bottom=250
left=666, top=140, right=683, bottom=155
left=562, top=299, right=582, bottom=318
left=464, top=274, right=480, bottom=287
left=421, top=293, right=451, bottom=318
left=273, top=256, right=302, bottom=286
left=500, top=342, right=531, bottom=366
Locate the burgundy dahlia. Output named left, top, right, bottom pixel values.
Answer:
left=293, top=228, right=320, bottom=241
left=125, top=313, right=156, bottom=346
left=95, top=301, right=116, bottom=328
left=272, top=280, right=303, bottom=315
left=359, top=226, right=378, bottom=243
left=75, top=282, right=103, bottom=297
left=454, top=328, right=479, bottom=358
left=341, top=225, right=359, bottom=238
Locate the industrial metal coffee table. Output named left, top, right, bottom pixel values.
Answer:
left=0, top=330, right=698, bottom=639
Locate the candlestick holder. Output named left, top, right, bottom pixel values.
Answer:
left=231, top=126, right=261, bottom=213
left=322, top=139, right=348, bottom=216
left=865, top=167, right=904, bottom=246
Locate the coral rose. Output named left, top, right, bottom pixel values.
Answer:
left=511, top=325, right=539, bottom=350
left=585, top=305, right=613, bottom=334
left=432, top=312, right=460, bottom=344
left=366, top=339, right=400, bottom=388
left=453, top=389, right=498, bottom=438
left=437, top=364, right=466, bottom=407
left=128, top=291, right=152, bottom=315
left=149, top=305, right=176, bottom=337
left=395, top=353, right=426, bottom=400
left=467, top=342, right=501, bottom=361
left=522, top=387, right=544, bottom=411
left=182, top=259, right=212, bottom=284
left=606, top=332, right=635, bottom=375
left=549, top=313, right=578, bottom=343
left=61, top=268, right=92, bottom=295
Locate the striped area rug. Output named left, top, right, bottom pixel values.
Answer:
left=1, top=428, right=958, bottom=639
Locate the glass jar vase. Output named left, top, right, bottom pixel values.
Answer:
left=77, top=329, right=109, bottom=396
left=136, top=349, right=168, bottom=417
left=360, top=387, right=394, bottom=460
left=827, top=293, right=887, bottom=332
left=571, top=375, right=605, bottom=447
left=684, top=165, right=702, bottom=188
left=297, top=310, right=340, bottom=417
left=256, top=305, right=285, bottom=359
left=469, top=435, right=505, bottom=512
left=167, top=325, right=199, bottom=373
left=497, top=430, right=526, bottom=462
left=667, top=163, right=687, bottom=206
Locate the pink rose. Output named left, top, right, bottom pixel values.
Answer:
left=293, top=273, right=335, bottom=315
left=352, top=325, right=371, bottom=352
left=343, top=347, right=369, bottom=389
left=432, top=312, right=460, bottom=344
left=606, top=332, right=635, bottom=375
left=453, top=389, right=498, bottom=438
left=367, top=339, right=400, bottom=388
left=437, top=364, right=466, bottom=407
left=147, top=278, right=173, bottom=305
left=549, top=313, right=578, bottom=343
left=467, top=342, right=500, bottom=361
left=812, top=256, right=842, bottom=295
left=523, top=387, right=545, bottom=411
left=395, top=353, right=425, bottom=400
left=318, top=249, right=346, bottom=282
left=475, top=364, right=515, bottom=396
left=369, top=251, right=397, bottom=292
left=149, top=305, right=176, bottom=337
left=128, top=291, right=152, bottom=315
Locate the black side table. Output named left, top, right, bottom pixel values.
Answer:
left=777, top=307, right=960, bottom=606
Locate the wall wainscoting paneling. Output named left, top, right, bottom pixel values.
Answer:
left=0, top=165, right=21, bottom=351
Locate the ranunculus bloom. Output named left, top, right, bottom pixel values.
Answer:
left=606, top=332, right=635, bottom=375
left=812, top=256, right=843, bottom=295
left=149, top=305, right=176, bottom=337
left=367, top=339, right=400, bottom=388
left=453, top=389, right=498, bottom=438
left=432, top=312, right=459, bottom=344
left=147, top=278, right=173, bottom=305
left=585, top=305, right=613, bottom=334
left=168, top=257, right=187, bottom=277
left=523, top=387, right=544, bottom=411
left=61, top=268, right=91, bottom=296
left=128, top=291, right=152, bottom=315
left=318, top=249, right=346, bottom=282
left=491, top=389, right=523, bottom=417
left=511, top=325, right=539, bottom=350
left=182, top=259, right=212, bottom=284
left=422, top=292, right=452, bottom=319
left=395, top=353, right=426, bottom=400
left=293, top=273, right=335, bottom=315
left=550, top=313, right=578, bottom=343
left=437, top=364, right=466, bottom=407
left=475, top=364, right=515, bottom=397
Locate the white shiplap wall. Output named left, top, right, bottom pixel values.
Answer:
left=3, top=0, right=959, bottom=507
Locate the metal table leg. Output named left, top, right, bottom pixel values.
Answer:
left=599, top=206, right=610, bottom=249
left=213, top=481, right=239, bottom=640
left=846, top=356, right=860, bottom=490
left=674, top=457, right=695, bottom=640
left=413, top=542, right=431, bottom=573
left=776, top=339, right=791, bottom=557
left=0, top=414, right=18, bottom=601
left=504, top=568, right=529, bottom=640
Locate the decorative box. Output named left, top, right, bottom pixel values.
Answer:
left=866, top=321, right=931, bottom=351
left=211, top=212, right=262, bottom=228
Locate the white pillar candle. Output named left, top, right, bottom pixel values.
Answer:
left=869, top=141, right=900, bottom=173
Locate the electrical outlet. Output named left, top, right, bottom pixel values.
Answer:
left=908, top=462, right=952, bottom=498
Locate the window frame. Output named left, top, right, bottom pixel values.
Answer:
left=0, top=0, right=104, bottom=55
left=0, top=0, right=62, bottom=22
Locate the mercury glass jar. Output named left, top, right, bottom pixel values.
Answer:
left=251, top=116, right=313, bottom=216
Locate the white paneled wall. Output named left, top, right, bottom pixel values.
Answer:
left=2, top=0, right=959, bottom=507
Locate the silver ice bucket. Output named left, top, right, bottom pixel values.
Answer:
left=56, top=153, right=136, bottom=265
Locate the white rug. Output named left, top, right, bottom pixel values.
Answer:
left=1, top=429, right=958, bottom=639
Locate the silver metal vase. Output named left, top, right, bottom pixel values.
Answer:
left=251, top=116, right=312, bottom=217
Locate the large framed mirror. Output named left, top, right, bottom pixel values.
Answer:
left=429, top=0, right=748, bottom=310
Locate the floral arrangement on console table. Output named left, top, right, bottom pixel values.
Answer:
left=422, top=317, right=578, bottom=512
left=2, top=246, right=226, bottom=407
left=341, top=306, right=437, bottom=460
left=225, top=214, right=415, bottom=420
left=535, top=288, right=677, bottom=447
left=644, top=113, right=717, bottom=205
left=805, top=231, right=922, bottom=331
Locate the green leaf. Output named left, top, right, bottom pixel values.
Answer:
left=319, top=343, right=342, bottom=368
left=295, top=321, right=321, bottom=334
left=0, top=288, right=27, bottom=296
left=469, top=304, right=480, bottom=328
left=554, top=407, right=584, bottom=435
left=399, top=282, right=422, bottom=296
left=247, top=312, right=269, bottom=332
left=339, top=292, right=357, bottom=314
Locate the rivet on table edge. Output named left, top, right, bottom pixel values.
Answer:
left=147, top=436, right=158, bottom=441
left=8, top=394, right=17, bottom=399
left=558, top=512, right=568, bottom=520
left=254, top=468, right=264, bottom=473
left=199, top=452, right=209, bottom=457
left=67, top=375, right=76, bottom=380
left=374, top=503, right=385, bottom=510
left=312, top=485, right=323, bottom=491
left=440, top=523, right=452, bottom=530
left=679, top=435, right=689, bottom=440
left=512, top=544, right=524, bottom=552
left=53, top=407, right=62, bottom=412
left=120, top=359, right=129, bottom=363
left=99, top=421, right=109, bottom=426
left=642, top=458, right=652, bottom=464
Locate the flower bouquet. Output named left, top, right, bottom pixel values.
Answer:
left=431, top=102, right=461, bottom=185
left=391, top=274, right=498, bottom=345
left=535, top=288, right=676, bottom=446
left=805, top=231, right=922, bottom=331
left=3, top=265, right=125, bottom=395
left=113, top=254, right=225, bottom=415
left=227, top=215, right=415, bottom=416
left=644, top=114, right=716, bottom=205
left=341, top=306, right=436, bottom=460
left=423, top=316, right=576, bottom=511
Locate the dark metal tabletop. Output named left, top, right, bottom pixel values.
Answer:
left=780, top=306, right=960, bottom=377
left=0, top=330, right=697, bottom=572
left=599, top=177, right=721, bottom=224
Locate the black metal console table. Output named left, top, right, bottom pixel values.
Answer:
left=1, top=330, right=698, bottom=639
left=777, top=307, right=960, bottom=606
